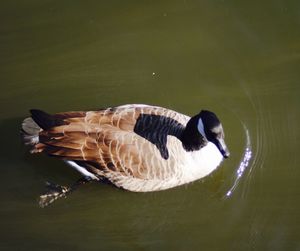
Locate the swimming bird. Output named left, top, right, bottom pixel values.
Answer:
left=21, top=104, right=229, bottom=207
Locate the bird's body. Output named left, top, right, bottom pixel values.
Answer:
left=21, top=104, right=229, bottom=206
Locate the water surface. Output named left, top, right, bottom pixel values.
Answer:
left=0, top=1, right=299, bottom=250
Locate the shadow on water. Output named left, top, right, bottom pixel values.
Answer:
left=0, top=117, right=51, bottom=185
left=0, top=117, right=56, bottom=170
left=0, top=117, right=45, bottom=208
left=0, top=117, right=85, bottom=196
left=0, top=117, right=24, bottom=161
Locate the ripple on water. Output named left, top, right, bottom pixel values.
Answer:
left=224, top=123, right=252, bottom=198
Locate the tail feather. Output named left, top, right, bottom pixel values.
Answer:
left=21, top=117, right=40, bottom=147
left=21, top=109, right=67, bottom=151
left=30, top=109, right=66, bottom=130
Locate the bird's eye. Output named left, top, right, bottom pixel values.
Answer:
left=210, top=132, right=218, bottom=138
left=212, top=132, right=222, bottom=139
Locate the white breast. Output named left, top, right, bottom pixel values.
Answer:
left=181, top=142, right=223, bottom=183
left=110, top=141, right=223, bottom=192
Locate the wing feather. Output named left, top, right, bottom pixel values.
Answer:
left=35, top=105, right=190, bottom=183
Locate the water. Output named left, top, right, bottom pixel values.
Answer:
left=1, top=1, right=299, bottom=250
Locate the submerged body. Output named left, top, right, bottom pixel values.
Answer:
left=22, top=104, right=229, bottom=205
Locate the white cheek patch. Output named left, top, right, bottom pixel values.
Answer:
left=197, top=118, right=207, bottom=138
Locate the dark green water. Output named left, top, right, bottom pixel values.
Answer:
left=1, top=1, right=299, bottom=250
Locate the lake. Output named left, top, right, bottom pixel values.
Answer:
left=0, top=1, right=299, bottom=250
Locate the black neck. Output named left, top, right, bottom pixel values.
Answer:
left=180, top=115, right=207, bottom=152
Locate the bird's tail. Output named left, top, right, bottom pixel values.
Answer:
left=21, top=117, right=41, bottom=152
left=21, top=109, right=67, bottom=152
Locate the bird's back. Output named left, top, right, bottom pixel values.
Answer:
left=30, top=104, right=194, bottom=191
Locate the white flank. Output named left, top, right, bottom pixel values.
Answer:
left=112, top=141, right=223, bottom=192
left=64, top=160, right=99, bottom=180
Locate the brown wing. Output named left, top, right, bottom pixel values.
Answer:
left=35, top=105, right=190, bottom=180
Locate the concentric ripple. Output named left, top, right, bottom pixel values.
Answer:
left=225, top=123, right=252, bottom=197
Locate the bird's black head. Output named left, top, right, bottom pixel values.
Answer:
left=197, top=110, right=230, bottom=158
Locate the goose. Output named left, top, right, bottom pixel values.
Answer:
left=21, top=104, right=230, bottom=207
